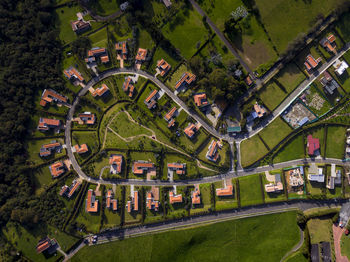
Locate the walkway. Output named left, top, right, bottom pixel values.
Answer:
left=280, top=228, right=304, bottom=262
left=333, top=224, right=349, bottom=262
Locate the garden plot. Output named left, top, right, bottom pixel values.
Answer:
left=282, top=101, right=316, bottom=129
left=299, top=86, right=332, bottom=117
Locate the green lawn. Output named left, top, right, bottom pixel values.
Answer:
left=239, top=174, right=264, bottom=207
left=255, top=0, right=345, bottom=52
left=285, top=252, right=308, bottom=262
left=87, top=0, right=120, bottom=16
left=273, top=134, right=305, bottom=164
left=336, top=12, right=350, bottom=43
left=89, top=27, right=108, bottom=48
left=165, top=64, right=189, bottom=91
left=124, top=185, right=142, bottom=225
left=72, top=131, right=99, bottom=164
left=138, top=27, right=156, bottom=50
left=259, top=117, right=292, bottom=150
left=326, top=126, right=346, bottom=159
left=33, top=165, right=57, bottom=195
left=275, top=62, right=305, bottom=93
left=162, top=8, right=209, bottom=59
left=240, top=135, right=269, bottom=168
left=102, top=185, right=123, bottom=229
left=72, top=211, right=300, bottom=262
left=307, top=218, right=333, bottom=244
left=26, top=138, right=66, bottom=166
left=341, top=233, right=350, bottom=260
left=191, top=183, right=212, bottom=215
left=259, top=81, right=289, bottom=111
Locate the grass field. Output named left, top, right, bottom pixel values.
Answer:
left=326, top=126, right=346, bottom=159
left=55, top=4, right=83, bottom=44
left=72, top=211, right=300, bottom=262
left=285, top=252, right=308, bottom=262
left=162, top=8, right=208, bottom=59
left=102, top=185, right=123, bottom=229
left=273, top=134, right=305, bottom=164
left=259, top=81, right=289, bottom=111
left=259, top=117, right=292, bottom=150
left=307, top=217, right=333, bottom=244
left=341, top=233, right=350, bottom=260
left=336, top=12, right=350, bottom=43
left=87, top=0, right=120, bottom=16
left=275, top=62, right=305, bottom=93
left=124, top=186, right=142, bottom=224
left=255, top=0, right=345, bottom=52
left=89, top=27, right=108, bottom=48
left=33, top=165, right=57, bottom=195
left=239, top=174, right=264, bottom=207
left=240, top=135, right=269, bottom=168
left=138, top=27, right=155, bottom=50
left=190, top=183, right=212, bottom=215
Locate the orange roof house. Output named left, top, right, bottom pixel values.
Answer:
left=111, top=199, right=118, bottom=211
left=245, top=75, right=253, bottom=86
left=49, top=161, right=65, bottom=178
left=40, top=141, right=61, bottom=157
left=305, top=54, right=322, bottom=71
left=92, top=84, right=109, bottom=97
left=115, top=41, right=128, bottom=60
left=254, top=103, right=266, bottom=118
left=320, top=34, right=336, bottom=53
left=109, top=154, right=123, bottom=174
left=169, top=190, right=183, bottom=204
left=184, top=123, right=198, bottom=139
left=132, top=161, right=155, bottom=175
left=146, top=186, right=160, bottom=211
left=77, top=112, right=96, bottom=125
left=191, top=184, right=201, bottom=205
left=167, top=163, right=186, bottom=175
left=71, top=19, right=91, bottom=34
left=100, top=55, right=110, bottom=63
left=88, top=48, right=106, bottom=57
left=144, top=90, right=159, bottom=109
left=67, top=180, right=81, bottom=198
left=216, top=180, right=233, bottom=197
left=37, top=118, right=61, bottom=132
left=36, top=237, right=57, bottom=254
left=64, top=66, right=84, bottom=82
left=40, top=89, right=68, bottom=107
left=156, top=59, right=171, bottom=76
left=164, top=106, right=177, bottom=121
left=123, top=77, right=135, bottom=97
left=175, top=72, right=196, bottom=90
left=194, top=93, right=208, bottom=107
left=135, top=48, right=147, bottom=63
left=86, top=189, right=98, bottom=213
left=206, top=140, right=220, bottom=162
left=126, top=191, right=139, bottom=213
left=74, top=144, right=89, bottom=154
left=106, top=189, right=118, bottom=210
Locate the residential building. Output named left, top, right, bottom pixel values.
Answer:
left=168, top=163, right=186, bottom=175
left=245, top=75, right=253, bottom=86
left=109, top=154, right=123, bottom=174
left=144, top=90, right=159, bottom=109
left=191, top=184, right=201, bottom=205
left=37, top=118, right=61, bottom=132
left=106, top=189, right=118, bottom=211
left=194, top=93, right=208, bottom=108
left=86, top=47, right=109, bottom=65
left=164, top=106, right=177, bottom=128
left=135, top=48, right=147, bottom=64
left=126, top=190, right=139, bottom=213
left=86, top=189, right=98, bottom=213
left=36, top=237, right=57, bottom=254
left=308, top=163, right=324, bottom=183
left=161, top=0, right=172, bottom=8
left=253, top=103, right=266, bottom=118
left=63, top=66, right=84, bottom=83
left=146, top=186, right=159, bottom=211
left=76, top=112, right=96, bottom=125
left=122, top=77, right=135, bottom=97
left=264, top=174, right=284, bottom=193
left=115, top=41, right=128, bottom=60
left=59, top=185, right=69, bottom=196
left=40, top=89, right=68, bottom=107
left=320, top=34, right=336, bottom=53
left=100, top=55, right=110, bottom=64
left=91, top=83, right=109, bottom=97
left=206, top=140, right=220, bottom=162
left=49, top=161, right=65, bottom=178
left=74, top=144, right=89, bottom=154
left=67, top=180, right=81, bottom=198
left=156, top=59, right=171, bottom=76
left=319, top=71, right=340, bottom=95
left=39, top=141, right=62, bottom=157
left=216, top=179, right=234, bottom=196
left=327, top=164, right=341, bottom=189
left=307, top=135, right=320, bottom=156
left=169, top=190, right=182, bottom=204
left=304, top=54, right=322, bottom=71
left=184, top=123, right=198, bottom=139
left=175, top=72, right=196, bottom=91
left=132, top=161, right=155, bottom=175
left=333, top=59, right=349, bottom=75
left=71, top=19, right=91, bottom=34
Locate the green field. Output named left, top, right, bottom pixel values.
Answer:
left=26, top=138, right=66, bottom=166
left=307, top=217, right=333, bottom=244
left=89, top=27, right=108, bottom=48
left=72, top=211, right=300, bottom=262
left=275, top=62, right=305, bottom=93
left=191, top=183, right=212, bottom=215
left=259, top=117, right=292, bottom=150
left=336, top=12, right=350, bottom=42
left=259, top=81, right=289, bottom=111
left=285, top=252, right=309, bottom=262
left=239, top=174, right=264, bottom=206
left=273, top=134, right=305, bottom=164
left=162, top=8, right=208, bottom=59
left=240, top=135, right=269, bottom=168
left=326, top=126, right=346, bottom=159
left=87, top=0, right=120, bottom=16
left=341, top=233, right=350, bottom=260
left=33, top=165, right=57, bottom=195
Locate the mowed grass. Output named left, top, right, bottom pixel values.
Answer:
left=166, top=64, right=188, bottom=91
left=55, top=4, right=83, bottom=44
left=240, top=135, right=268, bottom=168
left=326, top=126, right=346, bottom=159
left=336, top=12, right=350, bottom=42
left=256, top=0, right=345, bottom=52
left=162, top=8, right=208, bottom=59
left=259, top=81, right=288, bottom=111
left=275, top=62, right=305, bottom=93
left=259, top=117, right=293, bottom=150
left=89, top=27, right=108, bottom=48
left=87, top=0, right=120, bottom=16
left=307, top=218, right=333, bottom=244
left=341, top=233, right=350, bottom=260
left=72, top=211, right=300, bottom=262
left=239, top=174, right=263, bottom=206
left=26, top=138, right=66, bottom=165
left=273, top=134, right=305, bottom=164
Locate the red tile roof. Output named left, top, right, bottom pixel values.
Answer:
left=100, top=55, right=109, bottom=63
left=115, top=42, right=127, bottom=54
left=111, top=199, right=117, bottom=211
left=109, top=154, right=123, bottom=173
left=191, top=185, right=201, bottom=205
left=49, top=161, right=65, bottom=178
left=78, top=113, right=96, bottom=125
left=134, top=191, right=139, bottom=211
left=307, top=135, right=320, bottom=155
left=254, top=104, right=265, bottom=118
left=175, top=72, right=196, bottom=90
left=328, top=34, right=336, bottom=43
left=169, top=191, right=182, bottom=204
left=194, top=93, right=208, bottom=107
left=38, top=118, right=60, bottom=131
left=206, top=140, right=219, bottom=162
left=74, top=144, right=89, bottom=154
left=168, top=163, right=186, bottom=175
left=164, top=106, right=177, bottom=121
left=216, top=185, right=233, bottom=196
left=167, top=118, right=175, bottom=128
left=123, top=77, right=135, bottom=97
left=59, top=185, right=69, bottom=196
left=88, top=48, right=106, bottom=57
left=86, top=189, right=98, bottom=213
left=40, top=89, right=68, bottom=106
left=64, top=67, right=84, bottom=82
left=40, top=142, right=61, bottom=157
left=132, top=161, right=154, bottom=174
left=184, top=123, right=197, bottom=138
left=68, top=180, right=81, bottom=198
left=245, top=76, right=253, bottom=86
left=156, top=59, right=171, bottom=76
left=306, top=55, right=321, bottom=69
left=92, top=84, right=109, bottom=97
left=36, top=238, right=51, bottom=254
left=145, top=90, right=158, bottom=103
left=135, top=48, right=147, bottom=61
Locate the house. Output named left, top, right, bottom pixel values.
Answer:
left=156, top=59, right=171, bottom=76
left=307, top=135, right=320, bottom=156
left=37, top=118, right=61, bottom=132
left=91, top=84, right=109, bottom=97
left=36, top=237, right=57, bottom=254
left=184, top=123, right=198, bottom=139
left=175, top=72, right=196, bottom=91
left=132, top=161, right=155, bottom=175
left=327, top=164, right=341, bottom=189
left=253, top=103, right=266, bottom=118
left=126, top=190, right=138, bottom=213
left=59, top=185, right=69, bottom=196
left=206, top=140, right=221, bottom=162
left=86, top=189, right=98, bottom=213
left=71, top=18, right=91, bottom=34
left=194, top=93, right=208, bottom=108
left=109, top=154, right=123, bottom=174
left=122, top=77, right=135, bottom=97
left=191, top=184, right=201, bottom=205
left=320, top=34, right=336, bottom=53
left=164, top=106, right=177, bottom=128
left=49, top=161, right=65, bottom=178
left=67, top=180, right=81, bottom=198
left=245, top=75, right=253, bottom=86
left=169, top=190, right=182, bottom=204
left=308, top=163, right=324, bottom=183
left=115, top=41, right=128, bottom=60
left=168, top=163, right=186, bottom=175
left=40, top=89, right=68, bottom=107
left=74, top=144, right=89, bottom=154
left=264, top=174, right=284, bottom=193
left=333, top=59, right=349, bottom=76
left=144, top=90, right=159, bottom=109
left=39, top=141, right=62, bottom=157
left=106, top=190, right=118, bottom=211
left=319, top=71, right=340, bottom=95
left=86, top=47, right=109, bottom=64
left=304, top=54, right=322, bottom=71
left=76, top=112, right=96, bottom=125
left=63, top=66, right=84, bottom=83
left=146, top=186, right=159, bottom=211
left=161, top=0, right=172, bottom=8
left=216, top=179, right=234, bottom=196
left=135, top=48, right=147, bottom=64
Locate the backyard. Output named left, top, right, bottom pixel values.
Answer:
left=239, top=175, right=264, bottom=207
left=325, top=126, right=346, bottom=159
left=240, top=135, right=268, bottom=168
